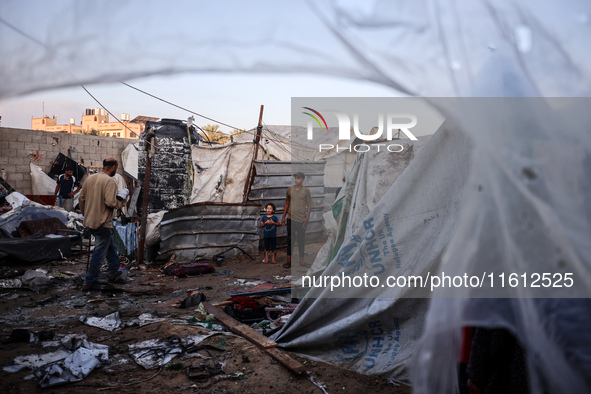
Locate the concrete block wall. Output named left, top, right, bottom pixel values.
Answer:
left=0, top=127, right=137, bottom=195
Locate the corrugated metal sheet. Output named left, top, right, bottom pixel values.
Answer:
left=248, top=161, right=325, bottom=243
left=159, top=202, right=261, bottom=261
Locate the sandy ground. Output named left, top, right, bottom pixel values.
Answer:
left=0, top=243, right=412, bottom=393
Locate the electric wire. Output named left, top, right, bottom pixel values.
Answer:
left=120, top=81, right=257, bottom=137
left=260, top=121, right=325, bottom=174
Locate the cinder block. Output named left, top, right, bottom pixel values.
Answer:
left=13, top=179, right=31, bottom=195
left=9, top=141, right=24, bottom=151
left=10, top=172, right=24, bottom=181
left=1, top=148, right=12, bottom=159
left=17, top=133, right=32, bottom=143
left=24, top=142, right=40, bottom=151
left=13, top=157, right=29, bottom=166
left=2, top=164, right=16, bottom=174
left=32, top=131, right=46, bottom=141
left=36, top=143, right=51, bottom=152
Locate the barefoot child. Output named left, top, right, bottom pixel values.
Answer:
left=260, top=202, right=280, bottom=264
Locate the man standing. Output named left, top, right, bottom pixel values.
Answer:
left=281, top=172, right=311, bottom=268
left=54, top=167, right=81, bottom=212
left=79, top=158, right=129, bottom=290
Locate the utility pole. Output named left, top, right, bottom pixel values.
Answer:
left=243, top=105, right=264, bottom=202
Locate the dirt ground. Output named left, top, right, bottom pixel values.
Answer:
left=0, top=243, right=412, bottom=393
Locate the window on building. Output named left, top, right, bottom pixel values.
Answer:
left=94, top=116, right=97, bottom=121
left=117, top=132, right=121, bottom=137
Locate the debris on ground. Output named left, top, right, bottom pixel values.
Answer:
left=0, top=243, right=411, bottom=393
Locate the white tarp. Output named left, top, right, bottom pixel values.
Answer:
left=236, top=126, right=292, bottom=162
left=121, top=143, right=140, bottom=181
left=145, top=210, right=166, bottom=248
left=30, top=162, right=56, bottom=195
left=190, top=142, right=255, bottom=203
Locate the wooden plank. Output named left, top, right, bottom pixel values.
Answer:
left=127, top=186, right=141, bottom=216
left=203, top=301, right=307, bottom=375
left=203, top=301, right=277, bottom=349
left=265, top=347, right=307, bottom=375
left=230, top=288, right=292, bottom=297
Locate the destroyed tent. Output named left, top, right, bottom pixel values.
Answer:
left=135, top=120, right=346, bottom=261
left=2, top=1, right=591, bottom=392
left=0, top=201, right=77, bottom=263
left=153, top=124, right=332, bottom=260
left=0, top=159, right=87, bottom=264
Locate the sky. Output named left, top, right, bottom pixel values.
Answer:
left=0, top=72, right=399, bottom=134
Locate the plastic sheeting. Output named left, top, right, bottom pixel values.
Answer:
left=2, top=2, right=590, bottom=99
left=411, top=99, right=591, bottom=393
left=113, top=221, right=137, bottom=257
left=278, top=98, right=591, bottom=392
left=2, top=2, right=591, bottom=392
left=0, top=205, right=69, bottom=237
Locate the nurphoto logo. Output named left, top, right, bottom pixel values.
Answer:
left=304, top=107, right=418, bottom=141
left=303, top=107, right=418, bottom=153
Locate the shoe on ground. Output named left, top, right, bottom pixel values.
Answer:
left=82, top=283, right=101, bottom=291
left=107, top=270, right=127, bottom=284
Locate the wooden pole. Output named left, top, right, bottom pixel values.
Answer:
left=137, top=132, right=155, bottom=266
left=253, top=105, right=264, bottom=161
left=242, top=105, right=264, bottom=203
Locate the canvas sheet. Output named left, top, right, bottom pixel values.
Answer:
left=190, top=142, right=255, bottom=204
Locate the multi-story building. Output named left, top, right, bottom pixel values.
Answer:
left=31, top=109, right=157, bottom=139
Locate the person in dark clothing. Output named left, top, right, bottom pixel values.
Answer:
left=281, top=172, right=311, bottom=268
left=467, top=327, right=530, bottom=394
left=54, top=168, right=81, bottom=212
left=260, top=202, right=280, bottom=264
